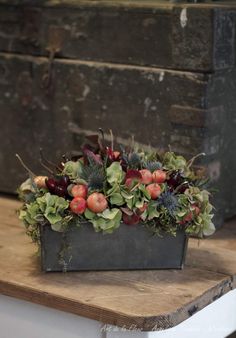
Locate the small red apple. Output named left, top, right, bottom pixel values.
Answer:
left=180, top=205, right=200, bottom=224
left=70, top=197, right=87, bottom=214
left=87, top=192, right=108, bottom=213
left=71, top=184, right=88, bottom=199
left=139, top=169, right=153, bottom=184
left=152, top=170, right=166, bottom=184
left=146, top=183, right=161, bottom=199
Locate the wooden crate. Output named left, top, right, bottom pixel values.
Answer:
left=0, top=1, right=236, bottom=224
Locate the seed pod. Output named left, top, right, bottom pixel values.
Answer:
left=34, top=176, right=48, bottom=188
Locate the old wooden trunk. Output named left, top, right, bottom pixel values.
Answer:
left=0, top=1, right=236, bottom=226
left=40, top=223, right=188, bottom=271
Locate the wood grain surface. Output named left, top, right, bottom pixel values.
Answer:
left=0, top=1, right=235, bottom=72
left=0, top=196, right=235, bottom=331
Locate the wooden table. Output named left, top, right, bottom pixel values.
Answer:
left=0, top=196, right=236, bottom=338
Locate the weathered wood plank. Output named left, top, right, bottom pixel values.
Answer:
left=0, top=53, right=211, bottom=192
left=0, top=52, right=231, bottom=224
left=0, top=197, right=235, bottom=330
left=206, top=70, right=236, bottom=219
left=0, top=53, right=74, bottom=193
left=0, top=2, right=235, bottom=71
left=0, top=0, right=236, bottom=8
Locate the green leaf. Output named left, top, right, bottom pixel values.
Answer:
left=51, top=221, right=65, bottom=232
left=127, top=198, right=134, bottom=209
left=110, top=193, right=124, bottom=206
left=138, top=184, right=151, bottom=200
left=106, top=162, right=125, bottom=185
left=148, top=209, right=159, bottom=220
left=140, top=209, right=148, bottom=221
left=121, top=190, right=133, bottom=200
left=177, top=210, right=187, bottom=217
left=203, top=221, right=215, bottom=236
left=56, top=196, right=69, bottom=210
left=135, top=198, right=146, bottom=209
left=163, top=152, right=187, bottom=172
left=19, top=178, right=35, bottom=193
left=75, top=178, right=87, bottom=185
left=92, top=218, right=117, bottom=233
left=84, top=208, right=96, bottom=220
left=19, top=201, right=44, bottom=226
left=90, top=209, right=122, bottom=234
left=36, top=195, right=47, bottom=212
left=44, top=207, right=59, bottom=222
left=147, top=201, right=159, bottom=220
left=45, top=212, right=62, bottom=225
left=19, top=192, right=71, bottom=241
left=36, top=193, right=69, bottom=226
left=100, top=208, right=121, bottom=220
left=62, top=161, right=83, bottom=180
left=19, top=210, right=27, bottom=220
left=51, top=215, right=74, bottom=232
left=107, top=184, right=120, bottom=195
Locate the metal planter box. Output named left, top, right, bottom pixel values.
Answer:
left=40, top=223, right=188, bottom=272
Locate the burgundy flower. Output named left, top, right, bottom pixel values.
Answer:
left=125, top=169, right=142, bottom=181
left=122, top=211, right=140, bottom=225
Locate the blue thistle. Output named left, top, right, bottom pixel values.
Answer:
left=122, top=152, right=141, bottom=168
left=157, top=191, right=179, bottom=217
left=143, top=161, right=162, bottom=172
left=81, top=165, right=105, bottom=191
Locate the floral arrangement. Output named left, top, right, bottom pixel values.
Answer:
left=18, top=131, right=215, bottom=245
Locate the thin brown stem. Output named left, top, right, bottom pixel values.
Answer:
left=39, top=159, right=54, bottom=174
left=15, top=154, right=36, bottom=177
left=130, top=182, right=141, bottom=192
left=109, top=129, right=114, bottom=151
left=187, top=153, right=206, bottom=169
left=40, top=148, right=62, bottom=172
left=99, top=128, right=105, bottom=142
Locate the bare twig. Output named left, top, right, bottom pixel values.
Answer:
left=16, top=154, right=36, bottom=177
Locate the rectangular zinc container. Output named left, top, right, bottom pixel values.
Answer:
left=40, top=223, right=188, bottom=272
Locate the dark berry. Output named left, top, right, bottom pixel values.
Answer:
left=58, top=175, right=70, bottom=188
left=178, top=182, right=189, bottom=193
left=54, top=185, right=67, bottom=197
left=167, top=171, right=184, bottom=189
left=46, top=178, right=56, bottom=193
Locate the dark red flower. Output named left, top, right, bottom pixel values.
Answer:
left=125, top=169, right=142, bottom=181
left=122, top=211, right=140, bottom=225
left=105, top=147, right=120, bottom=163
